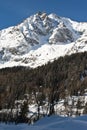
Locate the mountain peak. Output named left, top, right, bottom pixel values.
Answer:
left=0, top=12, right=87, bottom=68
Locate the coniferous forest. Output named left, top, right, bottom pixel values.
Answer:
left=0, top=52, right=87, bottom=123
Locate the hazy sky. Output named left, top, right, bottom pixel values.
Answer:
left=0, top=0, right=87, bottom=30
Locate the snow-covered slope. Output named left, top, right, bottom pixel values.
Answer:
left=1, top=115, right=87, bottom=130
left=0, top=12, right=87, bottom=68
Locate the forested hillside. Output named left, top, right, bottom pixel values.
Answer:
left=0, top=52, right=87, bottom=123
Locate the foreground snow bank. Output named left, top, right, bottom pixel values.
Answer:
left=0, top=115, right=87, bottom=130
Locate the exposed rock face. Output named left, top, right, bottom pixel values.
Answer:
left=49, top=23, right=74, bottom=44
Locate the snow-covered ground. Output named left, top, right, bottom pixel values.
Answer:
left=0, top=115, right=87, bottom=130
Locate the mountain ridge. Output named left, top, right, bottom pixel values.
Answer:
left=0, top=12, right=87, bottom=68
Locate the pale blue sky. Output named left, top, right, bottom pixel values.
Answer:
left=0, top=0, right=87, bottom=30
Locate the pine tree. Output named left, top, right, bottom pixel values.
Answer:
left=83, top=103, right=87, bottom=114
left=17, top=101, right=29, bottom=123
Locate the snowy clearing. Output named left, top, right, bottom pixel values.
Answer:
left=0, top=115, right=87, bottom=130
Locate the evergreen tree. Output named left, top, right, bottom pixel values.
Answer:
left=17, top=101, right=29, bottom=123
left=83, top=103, right=87, bottom=114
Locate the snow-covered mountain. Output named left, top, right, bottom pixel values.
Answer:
left=0, top=12, right=87, bottom=68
